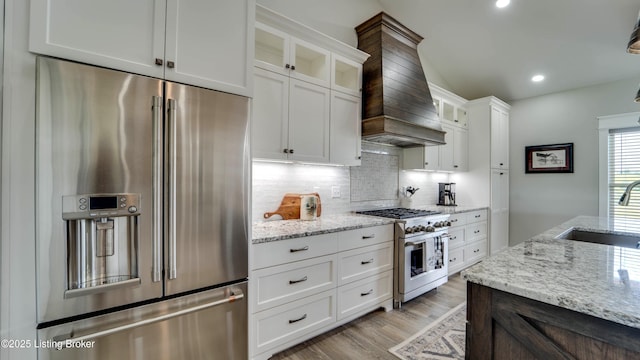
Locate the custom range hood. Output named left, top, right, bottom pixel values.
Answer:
left=356, top=12, right=445, bottom=147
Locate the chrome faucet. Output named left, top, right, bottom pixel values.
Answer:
left=619, top=180, right=640, bottom=206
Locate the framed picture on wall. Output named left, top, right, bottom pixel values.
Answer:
left=525, top=143, right=574, bottom=173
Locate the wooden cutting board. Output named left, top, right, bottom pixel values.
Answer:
left=263, top=192, right=322, bottom=220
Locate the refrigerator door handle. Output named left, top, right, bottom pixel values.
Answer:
left=152, top=96, right=163, bottom=283
left=52, top=289, right=245, bottom=347
left=168, top=98, right=178, bottom=280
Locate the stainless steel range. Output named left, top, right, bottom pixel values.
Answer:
left=357, top=208, right=450, bottom=308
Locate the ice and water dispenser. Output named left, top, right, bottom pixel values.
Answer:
left=62, top=193, right=142, bottom=297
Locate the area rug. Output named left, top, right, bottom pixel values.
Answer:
left=389, top=303, right=466, bottom=360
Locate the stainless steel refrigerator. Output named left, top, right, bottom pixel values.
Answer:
left=35, top=56, right=249, bottom=359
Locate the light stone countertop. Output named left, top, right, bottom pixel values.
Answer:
left=462, top=215, right=640, bottom=329
left=252, top=214, right=396, bottom=244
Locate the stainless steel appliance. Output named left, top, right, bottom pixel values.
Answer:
left=35, top=57, right=249, bottom=359
left=438, top=183, right=457, bottom=206
left=357, top=208, right=450, bottom=308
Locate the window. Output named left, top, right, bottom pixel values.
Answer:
left=598, top=112, right=640, bottom=231
left=608, top=127, right=640, bottom=232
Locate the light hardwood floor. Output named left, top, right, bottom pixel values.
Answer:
left=270, top=274, right=467, bottom=360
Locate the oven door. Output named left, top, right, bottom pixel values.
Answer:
left=400, top=232, right=448, bottom=296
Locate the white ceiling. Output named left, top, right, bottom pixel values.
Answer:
left=257, top=0, right=640, bottom=102
left=377, top=0, right=640, bottom=101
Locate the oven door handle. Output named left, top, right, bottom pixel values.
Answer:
left=404, top=240, right=426, bottom=247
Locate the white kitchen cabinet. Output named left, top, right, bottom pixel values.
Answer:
left=288, top=79, right=331, bottom=163
left=490, top=169, right=510, bottom=254
left=447, top=209, right=488, bottom=275
left=465, top=96, right=511, bottom=256
left=252, top=68, right=330, bottom=163
left=29, top=0, right=254, bottom=97
left=403, top=83, right=468, bottom=172
left=252, top=5, right=368, bottom=166
left=249, top=223, right=393, bottom=360
left=402, top=125, right=466, bottom=172
left=255, top=22, right=330, bottom=88
left=491, top=107, right=510, bottom=169
left=330, top=91, right=362, bottom=166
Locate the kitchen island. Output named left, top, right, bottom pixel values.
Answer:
left=461, top=216, right=640, bottom=359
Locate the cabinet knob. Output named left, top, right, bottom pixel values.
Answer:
left=357, top=156, right=362, bottom=160
left=285, top=64, right=290, bottom=69
left=167, top=61, right=175, bottom=69
left=454, top=119, right=459, bottom=123
left=290, top=149, right=294, bottom=154
left=500, top=172, right=504, bottom=175
left=291, top=65, right=296, bottom=70
left=283, top=148, right=289, bottom=154
left=454, top=165, right=459, bottom=168
left=155, top=58, right=163, bottom=66
left=425, top=162, right=429, bottom=165
left=500, top=163, right=504, bottom=166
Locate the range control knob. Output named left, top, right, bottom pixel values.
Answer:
left=426, top=226, right=435, bottom=232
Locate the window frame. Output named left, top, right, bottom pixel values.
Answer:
left=597, top=112, right=640, bottom=218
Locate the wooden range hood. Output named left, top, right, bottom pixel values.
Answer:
left=356, top=12, right=445, bottom=148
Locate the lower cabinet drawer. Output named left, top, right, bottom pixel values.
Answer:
left=466, top=221, right=487, bottom=242
left=252, top=254, right=337, bottom=312
left=448, top=247, right=464, bottom=275
left=337, top=270, right=392, bottom=321
left=464, top=239, right=487, bottom=263
left=337, top=242, right=393, bottom=286
left=338, top=225, right=394, bottom=251
left=253, top=289, right=336, bottom=356
left=447, top=228, right=464, bottom=249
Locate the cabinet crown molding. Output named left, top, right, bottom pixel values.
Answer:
left=466, top=96, right=511, bottom=110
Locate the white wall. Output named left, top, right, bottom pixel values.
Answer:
left=509, top=77, right=640, bottom=245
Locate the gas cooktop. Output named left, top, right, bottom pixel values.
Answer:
left=356, top=208, right=442, bottom=219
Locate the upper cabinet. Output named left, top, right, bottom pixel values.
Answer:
left=29, top=0, right=255, bottom=97
left=252, top=5, right=369, bottom=166
left=490, top=107, right=509, bottom=169
left=403, top=84, right=468, bottom=172
left=255, top=23, right=330, bottom=88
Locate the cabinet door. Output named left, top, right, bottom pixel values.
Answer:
left=440, top=123, right=455, bottom=171
left=453, top=127, right=468, bottom=171
left=491, top=107, right=509, bottom=169
left=255, top=22, right=291, bottom=75
left=290, top=38, right=331, bottom=88
left=330, top=91, right=361, bottom=166
left=288, top=79, right=331, bottom=163
left=331, top=54, right=362, bottom=96
left=29, top=0, right=166, bottom=78
left=490, top=169, right=509, bottom=254
left=252, top=68, right=289, bottom=160
left=165, top=0, right=254, bottom=96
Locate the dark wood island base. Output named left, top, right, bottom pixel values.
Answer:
left=466, top=282, right=640, bottom=359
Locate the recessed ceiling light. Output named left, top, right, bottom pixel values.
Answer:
left=496, top=0, right=510, bottom=8
left=531, top=74, right=545, bottom=82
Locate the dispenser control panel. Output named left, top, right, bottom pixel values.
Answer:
left=62, top=193, right=141, bottom=220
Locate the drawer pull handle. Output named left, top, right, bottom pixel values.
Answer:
left=362, top=234, right=376, bottom=239
left=288, top=314, right=307, bottom=324
left=451, top=219, right=458, bottom=223
left=475, top=215, right=481, bottom=218
left=450, top=258, right=457, bottom=262
left=361, top=289, right=373, bottom=296
left=290, top=246, right=309, bottom=253
left=474, top=230, right=480, bottom=234
left=289, top=276, right=308, bottom=285
left=361, top=259, right=374, bottom=265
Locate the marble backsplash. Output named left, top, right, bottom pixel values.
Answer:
left=252, top=142, right=458, bottom=222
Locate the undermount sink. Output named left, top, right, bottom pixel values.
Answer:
left=558, top=229, right=640, bottom=249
